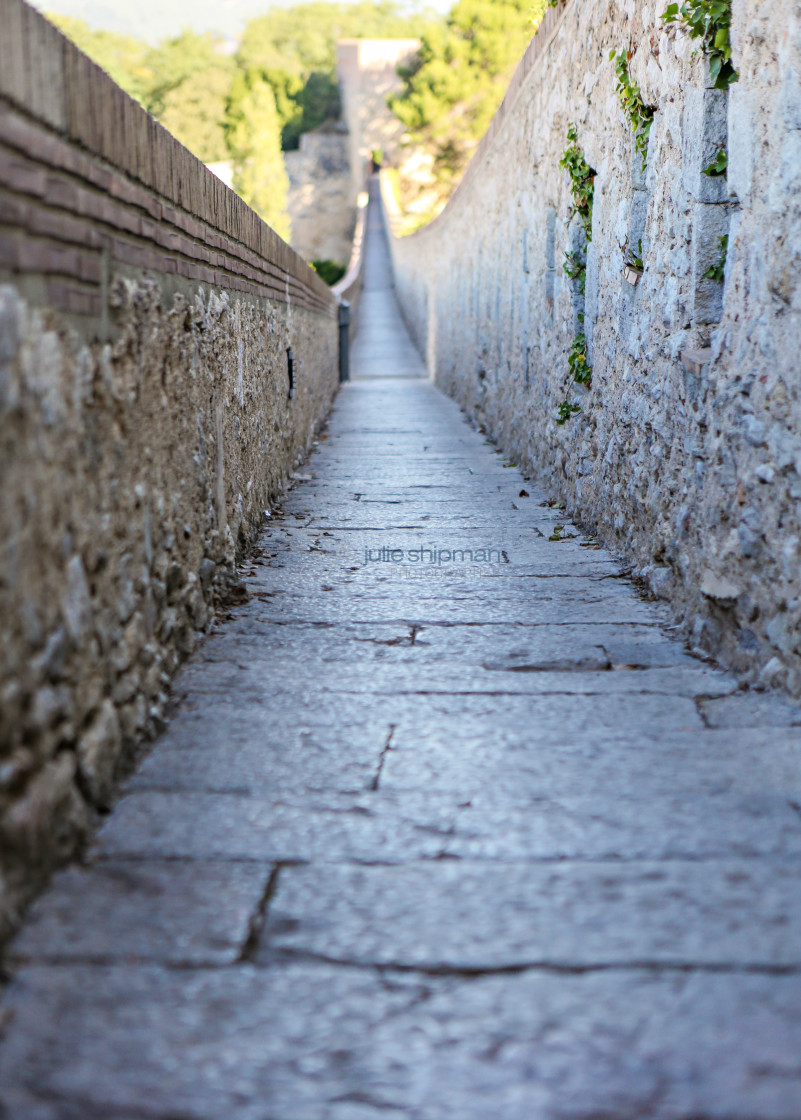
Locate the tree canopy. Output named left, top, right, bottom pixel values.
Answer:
left=389, top=0, right=542, bottom=184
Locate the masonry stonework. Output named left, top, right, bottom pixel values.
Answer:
left=0, top=0, right=339, bottom=940
left=384, top=0, right=801, bottom=696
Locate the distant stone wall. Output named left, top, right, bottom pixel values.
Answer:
left=384, top=0, right=801, bottom=696
left=0, top=0, right=338, bottom=941
left=285, top=124, right=354, bottom=266
left=337, top=38, right=420, bottom=200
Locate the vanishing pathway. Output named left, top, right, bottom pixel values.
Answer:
left=2, top=196, right=801, bottom=1119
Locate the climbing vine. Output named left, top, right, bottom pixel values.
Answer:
left=661, top=0, right=738, bottom=89
left=557, top=400, right=581, bottom=425
left=563, top=249, right=586, bottom=293
left=559, top=124, right=595, bottom=241
left=568, top=333, right=591, bottom=385
left=703, top=234, right=728, bottom=282
left=557, top=124, right=596, bottom=424
left=609, top=48, right=655, bottom=172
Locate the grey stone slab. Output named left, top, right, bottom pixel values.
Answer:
left=96, top=791, right=448, bottom=863
left=10, top=861, right=269, bottom=966
left=700, top=691, right=801, bottom=728
left=263, top=860, right=801, bottom=970
left=439, top=792, right=801, bottom=861
left=2, top=964, right=801, bottom=1120
left=193, top=620, right=695, bottom=671
left=176, top=658, right=733, bottom=702
left=127, top=737, right=376, bottom=796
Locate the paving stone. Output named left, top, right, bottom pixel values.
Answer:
left=96, top=791, right=449, bottom=863
left=2, top=964, right=801, bottom=1120
left=9, top=861, right=270, bottom=966
left=262, top=859, right=801, bottom=970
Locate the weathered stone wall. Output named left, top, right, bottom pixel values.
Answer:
left=285, top=124, right=355, bottom=267
left=337, top=38, right=420, bottom=200
left=0, top=0, right=339, bottom=941
left=384, top=0, right=801, bottom=696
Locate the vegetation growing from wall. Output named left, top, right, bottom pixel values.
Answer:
left=557, top=124, right=595, bottom=423
left=559, top=124, right=595, bottom=239
left=610, top=48, right=655, bottom=172
left=661, top=0, right=737, bottom=89
left=704, top=234, right=728, bottom=282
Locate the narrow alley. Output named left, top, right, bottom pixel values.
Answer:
left=2, top=191, right=801, bottom=1120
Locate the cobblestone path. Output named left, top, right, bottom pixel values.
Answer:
left=2, top=203, right=801, bottom=1119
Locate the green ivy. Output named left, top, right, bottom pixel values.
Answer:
left=563, top=250, right=586, bottom=293
left=661, top=0, right=738, bottom=90
left=703, top=234, right=728, bottom=282
left=703, top=148, right=728, bottom=177
left=568, top=333, right=592, bottom=385
left=609, top=49, right=655, bottom=173
left=557, top=400, right=581, bottom=425
left=559, top=124, right=595, bottom=241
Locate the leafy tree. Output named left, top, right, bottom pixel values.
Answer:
left=237, top=2, right=432, bottom=78
left=160, top=65, right=233, bottom=163
left=144, top=31, right=231, bottom=117
left=226, top=77, right=291, bottom=241
left=45, top=14, right=153, bottom=104
left=389, top=0, right=538, bottom=183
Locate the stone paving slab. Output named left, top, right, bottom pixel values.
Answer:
left=2, top=964, right=801, bottom=1120
left=10, top=861, right=269, bottom=967
left=3, top=355, right=801, bottom=1112
left=262, top=859, right=801, bottom=970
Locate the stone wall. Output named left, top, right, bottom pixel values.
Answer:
left=0, top=0, right=339, bottom=941
left=285, top=124, right=354, bottom=267
left=384, top=0, right=801, bottom=697
left=337, top=38, right=420, bottom=200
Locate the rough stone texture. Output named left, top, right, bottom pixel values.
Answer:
left=383, top=0, right=801, bottom=700
left=0, top=0, right=339, bottom=943
left=285, top=123, right=355, bottom=267
left=2, top=365, right=801, bottom=1115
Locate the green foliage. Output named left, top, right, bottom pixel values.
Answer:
left=238, top=1, right=430, bottom=148
left=145, top=31, right=230, bottom=117
left=661, top=0, right=737, bottom=89
left=609, top=48, right=654, bottom=172
left=49, top=17, right=236, bottom=157
left=237, top=2, right=428, bottom=78
left=559, top=124, right=595, bottom=240
left=568, top=333, right=591, bottom=386
left=310, top=259, right=347, bottom=285
left=51, top=2, right=431, bottom=167
left=45, top=14, right=153, bottom=104
left=563, top=250, right=586, bottom=293
left=703, top=234, right=728, bottom=282
left=703, top=148, right=728, bottom=177
left=227, top=77, right=291, bottom=241
left=624, top=238, right=644, bottom=271
left=161, top=66, right=233, bottom=163
left=557, top=401, right=581, bottom=425
left=390, top=0, right=539, bottom=183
